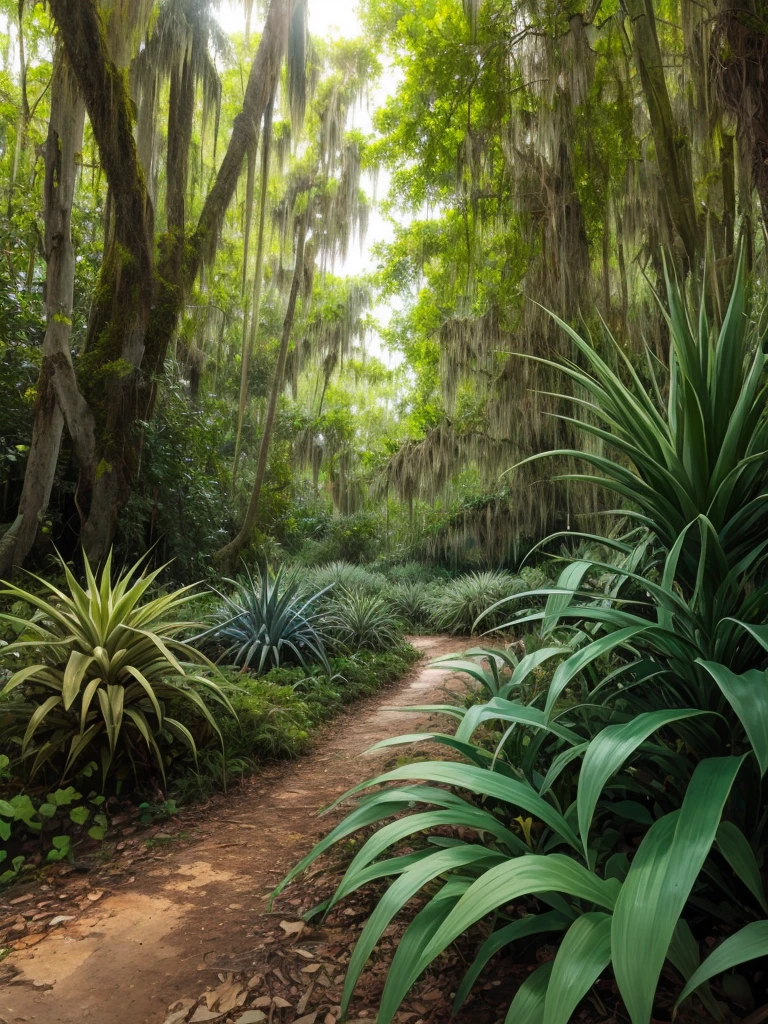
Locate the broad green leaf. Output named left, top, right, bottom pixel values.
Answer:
left=714, top=821, right=767, bottom=912
left=675, top=921, right=768, bottom=1009
left=612, top=755, right=746, bottom=1024
left=577, top=708, right=705, bottom=854
left=544, top=913, right=612, bottom=1024
left=378, top=880, right=468, bottom=1024
left=341, top=845, right=502, bottom=1015
left=504, top=962, right=554, bottom=1024
left=327, top=762, right=581, bottom=849
left=697, top=659, right=768, bottom=775
left=417, top=854, right=620, bottom=982
left=454, top=911, right=569, bottom=1013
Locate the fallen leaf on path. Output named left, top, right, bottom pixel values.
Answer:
left=190, top=1008, right=225, bottom=1023
left=234, top=1013, right=267, bottom=1024
left=87, top=891, right=104, bottom=902
left=301, top=964, right=321, bottom=974
left=296, top=981, right=314, bottom=1014
left=167, top=998, right=196, bottom=1013
left=250, top=996, right=271, bottom=1008
left=279, top=920, right=305, bottom=936
left=295, top=948, right=315, bottom=959
left=48, top=915, right=75, bottom=927
left=271, top=996, right=292, bottom=1008
left=293, top=1014, right=317, bottom=1024
left=246, top=973, right=263, bottom=989
left=162, top=1011, right=190, bottom=1024
left=204, top=974, right=245, bottom=1013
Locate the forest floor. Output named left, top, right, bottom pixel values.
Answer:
left=1, top=635, right=524, bottom=1024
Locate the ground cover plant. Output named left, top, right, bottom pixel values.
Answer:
left=281, top=262, right=768, bottom=1023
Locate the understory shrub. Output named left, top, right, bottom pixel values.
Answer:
left=281, top=260, right=768, bottom=1023
left=429, top=569, right=525, bottom=634
left=203, top=566, right=330, bottom=674
left=0, top=551, right=232, bottom=787
left=308, top=561, right=388, bottom=599
left=384, top=581, right=434, bottom=630
left=324, top=591, right=405, bottom=653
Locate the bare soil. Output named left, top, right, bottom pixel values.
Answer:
left=0, top=636, right=488, bottom=1024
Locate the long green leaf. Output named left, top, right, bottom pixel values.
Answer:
left=611, top=755, right=746, bottom=1024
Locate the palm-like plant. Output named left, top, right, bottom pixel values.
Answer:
left=280, top=260, right=768, bottom=1024
left=324, top=591, right=403, bottom=652
left=385, top=582, right=431, bottom=629
left=0, top=551, right=232, bottom=785
left=206, top=566, right=330, bottom=674
left=309, top=561, right=385, bottom=597
left=430, top=569, right=523, bottom=634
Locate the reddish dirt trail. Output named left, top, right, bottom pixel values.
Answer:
left=1, top=636, right=468, bottom=1024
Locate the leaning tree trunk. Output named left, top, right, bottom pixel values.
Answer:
left=0, top=56, right=86, bottom=579
left=233, top=99, right=274, bottom=489
left=140, top=0, right=292, bottom=417
left=627, top=0, right=700, bottom=268
left=215, top=214, right=308, bottom=570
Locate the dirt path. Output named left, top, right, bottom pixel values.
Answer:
left=1, top=636, right=469, bottom=1024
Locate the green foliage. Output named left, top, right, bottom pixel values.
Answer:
left=308, top=561, right=387, bottom=598
left=281, top=266, right=768, bottom=1022
left=204, top=565, right=330, bottom=674
left=170, top=644, right=419, bottom=801
left=429, top=569, right=524, bottom=634
left=384, top=582, right=433, bottom=630
left=116, top=375, right=236, bottom=581
left=0, top=782, right=109, bottom=885
left=325, top=591, right=404, bottom=653
left=0, top=550, right=233, bottom=786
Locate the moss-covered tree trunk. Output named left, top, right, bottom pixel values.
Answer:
left=40, top=0, right=291, bottom=564
left=0, top=57, right=86, bottom=578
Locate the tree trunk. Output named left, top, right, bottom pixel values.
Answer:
left=216, top=214, right=307, bottom=570
left=6, top=0, right=294, bottom=567
left=711, top=1, right=768, bottom=240
left=47, top=0, right=154, bottom=564
left=627, top=0, right=699, bottom=267
left=140, top=0, right=290, bottom=413
left=233, top=99, right=274, bottom=489
left=0, top=56, right=85, bottom=579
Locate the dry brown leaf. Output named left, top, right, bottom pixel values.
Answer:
left=234, top=1013, right=267, bottom=1024
left=293, top=1014, right=317, bottom=1024
left=204, top=974, right=245, bottom=1013
left=250, top=996, right=271, bottom=1008
left=87, top=890, right=104, bottom=902
left=295, top=948, right=315, bottom=959
left=296, top=981, right=314, bottom=1015
left=271, top=996, right=292, bottom=1008
left=279, top=919, right=305, bottom=936
left=190, top=1008, right=225, bottom=1023
left=324, top=1016, right=337, bottom=1024
left=301, top=964, right=321, bottom=974
left=246, top=972, right=263, bottom=989
left=162, top=1011, right=190, bottom=1024
left=167, top=998, right=196, bottom=1013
